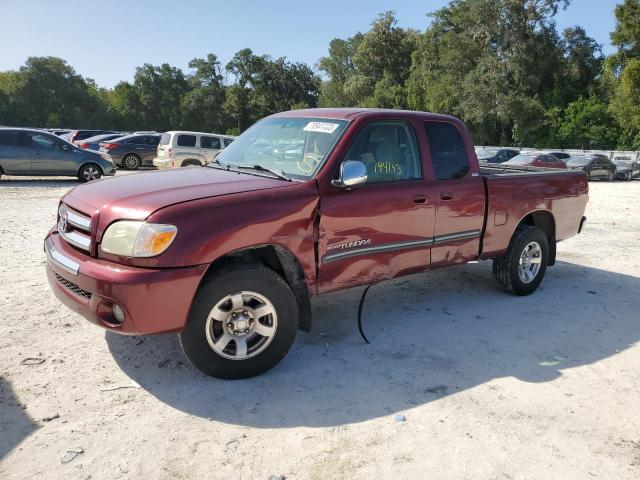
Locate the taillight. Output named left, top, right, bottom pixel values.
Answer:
left=102, top=143, right=118, bottom=150
left=168, top=148, right=173, bottom=158
left=79, top=143, right=89, bottom=149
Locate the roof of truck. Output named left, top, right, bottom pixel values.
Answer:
left=270, top=107, right=461, bottom=123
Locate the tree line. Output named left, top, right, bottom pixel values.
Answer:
left=0, top=0, right=639, bottom=149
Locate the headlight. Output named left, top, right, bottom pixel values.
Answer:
left=101, top=221, right=177, bottom=257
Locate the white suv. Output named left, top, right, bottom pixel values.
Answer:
left=153, top=131, right=234, bottom=169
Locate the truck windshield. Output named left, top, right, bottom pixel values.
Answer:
left=213, top=117, right=348, bottom=179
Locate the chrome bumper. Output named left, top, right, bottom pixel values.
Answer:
left=45, top=236, right=79, bottom=275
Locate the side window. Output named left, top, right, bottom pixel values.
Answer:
left=223, top=138, right=234, bottom=147
left=30, top=133, right=58, bottom=150
left=201, top=136, right=221, bottom=149
left=424, top=122, right=470, bottom=180
left=0, top=131, right=25, bottom=147
left=343, top=121, right=421, bottom=183
left=124, top=136, right=143, bottom=144
left=146, top=136, right=160, bottom=146
left=177, top=134, right=196, bottom=147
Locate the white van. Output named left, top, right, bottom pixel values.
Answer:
left=153, top=131, right=234, bottom=169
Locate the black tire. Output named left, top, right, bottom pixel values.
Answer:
left=626, top=172, right=632, bottom=181
left=122, top=153, right=141, bottom=170
left=492, top=225, right=549, bottom=296
left=606, top=171, right=614, bottom=181
left=180, top=263, right=298, bottom=379
left=78, top=163, right=102, bottom=182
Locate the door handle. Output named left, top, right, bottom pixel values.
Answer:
left=440, top=191, right=454, bottom=201
left=413, top=194, right=428, bottom=204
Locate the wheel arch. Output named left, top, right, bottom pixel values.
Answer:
left=516, top=210, right=556, bottom=266
left=181, top=158, right=202, bottom=167
left=200, top=244, right=312, bottom=332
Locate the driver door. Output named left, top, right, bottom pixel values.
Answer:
left=30, top=132, right=76, bottom=174
left=317, top=120, right=435, bottom=293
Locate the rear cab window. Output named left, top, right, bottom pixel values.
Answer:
left=160, top=133, right=171, bottom=145
left=177, top=134, right=197, bottom=147
left=223, top=138, right=234, bottom=147
left=424, top=122, right=470, bottom=180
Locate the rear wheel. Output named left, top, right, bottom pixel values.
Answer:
left=180, top=264, right=298, bottom=379
left=123, top=154, right=141, bottom=170
left=493, top=225, right=549, bottom=296
left=78, top=163, right=102, bottom=182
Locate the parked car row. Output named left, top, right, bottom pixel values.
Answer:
left=476, top=147, right=640, bottom=181
left=0, top=126, right=236, bottom=181
left=0, top=128, right=115, bottom=181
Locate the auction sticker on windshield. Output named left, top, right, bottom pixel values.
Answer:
left=303, top=121, right=340, bottom=134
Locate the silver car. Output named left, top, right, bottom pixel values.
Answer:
left=0, top=128, right=115, bottom=182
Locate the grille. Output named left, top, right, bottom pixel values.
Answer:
left=54, top=272, right=92, bottom=300
left=58, top=204, right=92, bottom=253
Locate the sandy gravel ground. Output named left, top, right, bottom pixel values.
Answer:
left=0, top=172, right=639, bottom=480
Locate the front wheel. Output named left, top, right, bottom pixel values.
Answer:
left=78, top=163, right=102, bottom=182
left=492, top=225, right=549, bottom=296
left=180, top=264, right=298, bottom=379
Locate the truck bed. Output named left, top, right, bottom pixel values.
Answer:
left=479, top=166, right=589, bottom=258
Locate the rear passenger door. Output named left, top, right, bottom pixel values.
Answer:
left=424, top=121, right=485, bottom=267
left=0, top=130, right=31, bottom=174
left=200, top=135, right=222, bottom=164
left=176, top=134, right=198, bottom=165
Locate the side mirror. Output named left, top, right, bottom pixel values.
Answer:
left=331, top=160, right=367, bottom=189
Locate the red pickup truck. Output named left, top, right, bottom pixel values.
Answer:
left=45, top=108, right=588, bottom=378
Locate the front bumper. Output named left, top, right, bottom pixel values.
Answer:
left=45, top=233, right=207, bottom=335
left=153, top=157, right=174, bottom=169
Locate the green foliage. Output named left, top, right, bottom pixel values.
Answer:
left=319, top=12, right=417, bottom=108
left=610, top=58, right=640, bottom=148
left=0, top=0, right=638, bottom=150
left=554, top=96, right=621, bottom=149
left=611, top=0, right=640, bottom=59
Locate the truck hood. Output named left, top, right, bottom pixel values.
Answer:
left=62, top=167, right=293, bottom=220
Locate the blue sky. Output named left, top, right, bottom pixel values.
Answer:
left=0, top=0, right=621, bottom=88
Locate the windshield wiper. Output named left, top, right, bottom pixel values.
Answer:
left=235, top=164, right=292, bottom=181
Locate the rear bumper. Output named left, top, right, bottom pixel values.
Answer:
left=153, top=157, right=174, bottom=169
left=45, top=233, right=207, bottom=335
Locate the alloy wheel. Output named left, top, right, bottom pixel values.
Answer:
left=205, top=291, right=278, bottom=360
left=518, top=241, right=542, bottom=284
